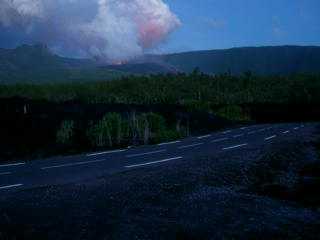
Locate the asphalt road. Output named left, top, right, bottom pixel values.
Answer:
left=0, top=122, right=309, bottom=192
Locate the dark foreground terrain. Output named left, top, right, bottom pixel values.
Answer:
left=0, top=123, right=320, bottom=240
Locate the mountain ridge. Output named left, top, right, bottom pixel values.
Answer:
left=159, top=45, right=320, bottom=75
left=1, top=45, right=320, bottom=83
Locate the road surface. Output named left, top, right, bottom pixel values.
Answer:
left=0, top=123, right=310, bottom=192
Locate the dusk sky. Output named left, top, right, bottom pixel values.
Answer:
left=0, top=0, right=319, bottom=57
left=157, top=0, right=320, bottom=53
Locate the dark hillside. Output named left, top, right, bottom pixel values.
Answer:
left=1, top=45, right=320, bottom=83
left=0, top=45, right=126, bottom=83
left=102, top=62, right=178, bottom=74
left=161, top=46, right=320, bottom=75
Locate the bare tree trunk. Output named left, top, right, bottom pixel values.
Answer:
left=143, top=119, right=150, bottom=145
left=23, top=104, right=28, bottom=115
left=176, top=119, right=181, bottom=132
left=130, top=111, right=138, bottom=145
left=116, top=117, right=122, bottom=146
left=186, top=118, right=190, bottom=136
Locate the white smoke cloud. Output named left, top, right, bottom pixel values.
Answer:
left=0, top=0, right=180, bottom=62
left=0, top=0, right=44, bottom=26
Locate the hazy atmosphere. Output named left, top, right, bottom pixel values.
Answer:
left=0, top=0, right=181, bottom=61
left=1, top=1, right=320, bottom=240
left=163, top=0, right=320, bottom=52
left=1, top=0, right=320, bottom=60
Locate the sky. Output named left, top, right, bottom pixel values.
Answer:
left=0, top=0, right=319, bottom=58
left=156, top=0, right=320, bottom=53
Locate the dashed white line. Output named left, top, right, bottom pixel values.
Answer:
left=211, top=137, right=229, bottom=143
left=293, top=127, right=299, bottom=130
left=248, top=131, right=256, bottom=135
left=87, top=149, right=127, bottom=157
left=0, top=184, right=23, bottom=190
left=41, top=159, right=108, bottom=170
left=0, top=172, right=11, bottom=176
left=283, top=130, right=290, bottom=134
left=223, top=130, right=232, bottom=134
left=233, top=134, right=244, bottom=138
left=265, top=135, right=277, bottom=140
left=0, top=162, right=25, bottom=168
left=240, top=127, right=248, bottom=130
left=126, top=149, right=166, bottom=158
left=158, top=140, right=181, bottom=146
left=178, top=142, right=204, bottom=149
left=125, top=156, right=183, bottom=168
left=222, top=143, right=248, bottom=150
left=197, top=134, right=211, bottom=139
left=257, top=128, right=267, bottom=132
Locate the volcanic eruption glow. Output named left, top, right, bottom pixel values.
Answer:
left=0, top=0, right=181, bottom=62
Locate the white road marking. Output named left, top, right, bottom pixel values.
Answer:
left=211, top=137, right=229, bottom=143
left=0, top=162, right=25, bottom=168
left=233, top=134, right=244, bottom=138
left=223, top=143, right=248, bottom=150
left=197, top=134, right=211, bottom=139
left=0, top=172, right=11, bottom=176
left=87, top=149, right=127, bottom=157
left=0, top=184, right=23, bottom=190
left=240, top=127, right=248, bottom=130
left=126, top=149, right=166, bottom=158
left=223, top=130, right=232, bottom=134
left=248, top=131, right=256, bottom=135
left=265, top=135, right=277, bottom=140
left=178, top=142, right=204, bottom=149
left=283, top=130, right=290, bottom=134
left=257, top=128, right=267, bottom=132
left=158, top=141, right=181, bottom=146
left=125, top=157, right=183, bottom=168
left=293, top=127, right=299, bottom=130
left=42, top=159, right=108, bottom=170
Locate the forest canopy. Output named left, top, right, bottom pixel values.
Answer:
left=0, top=71, right=319, bottom=108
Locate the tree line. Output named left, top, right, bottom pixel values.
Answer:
left=1, top=71, right=319, bottom=110
left=1, top=71, right=319, bottom=160
left=56, top=112, right=187, bottom=149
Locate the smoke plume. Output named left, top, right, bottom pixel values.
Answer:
left=0, top=0, right=180, bottom=62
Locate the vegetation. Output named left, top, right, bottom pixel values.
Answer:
left=2, top=45, right=320, bottom=83
left=1, top=71, right=319, bottom=107
left=87, top=113, right=124, bottom=148
left=216, top=105, right=250, bottom=121
left=86, top=112, right=185, bottom=148
left=1, top=71, right=320, bottom=160
left=56, top=120, right=75, bottom=145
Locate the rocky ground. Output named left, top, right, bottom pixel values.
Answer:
left=0, top=124, right=320, bottom=240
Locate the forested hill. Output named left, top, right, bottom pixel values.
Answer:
left=0, top=44, right=95, bottom=71
left=1, top=45, right=320, bottom=83
left=0, top=44, right=126, bottom=83
left=159, top=46, right=320, bottom=75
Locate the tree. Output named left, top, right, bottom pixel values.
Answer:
left=87, top=113, right=123, bottom=148
left=56, top=120, right=75, bottom=145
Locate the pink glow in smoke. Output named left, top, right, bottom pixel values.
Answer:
left=0, top=0, right=181, bottom=61
left=138, top=22, right=168, bottom=48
